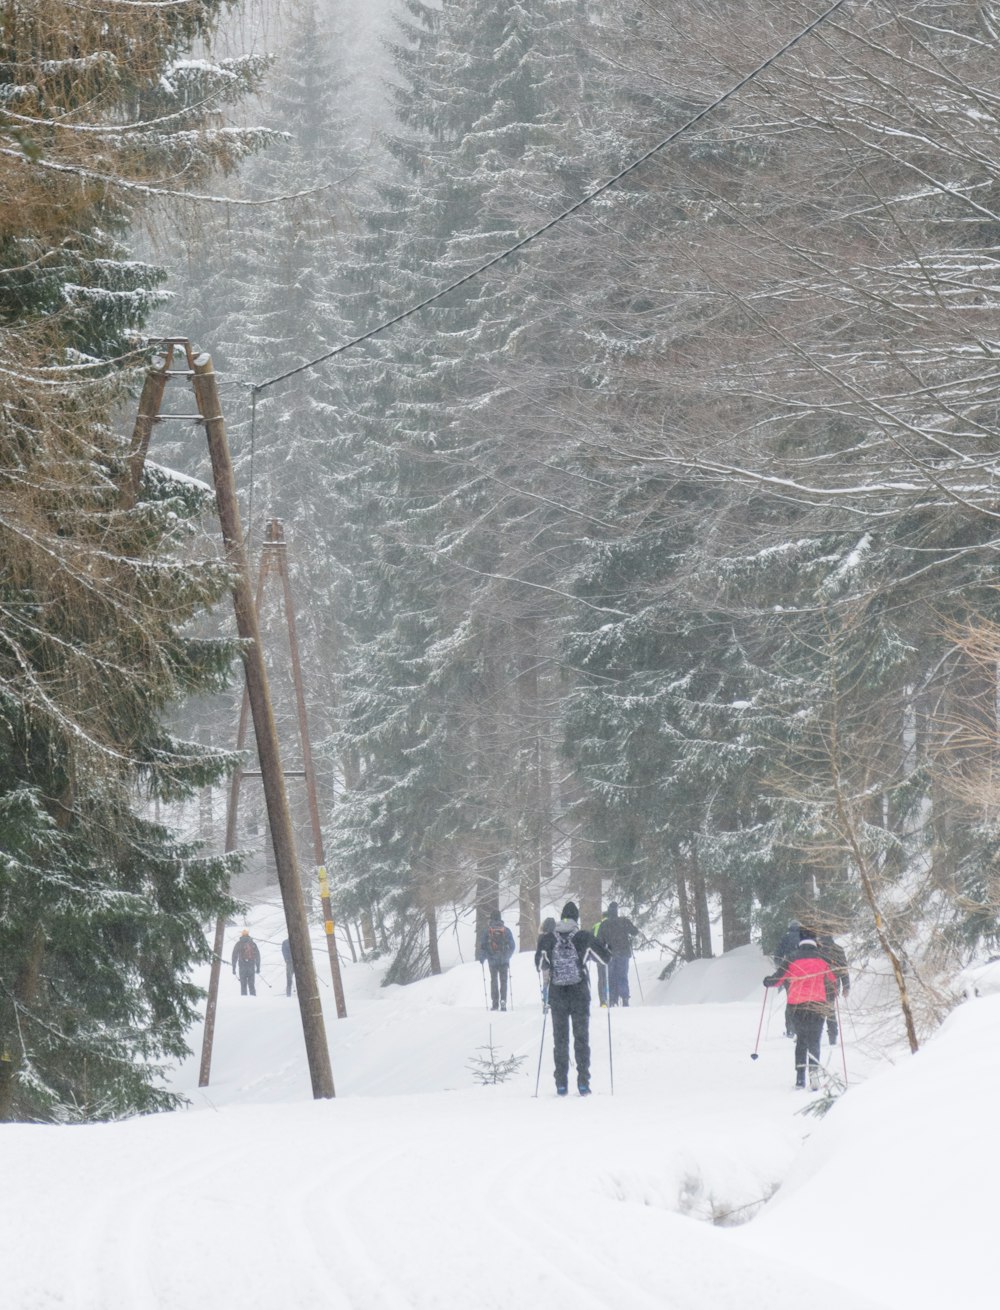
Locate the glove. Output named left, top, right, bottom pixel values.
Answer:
left=763, top=975, right=777, bottom=987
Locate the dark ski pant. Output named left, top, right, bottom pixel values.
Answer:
left=237, top=962, right=257, bottom=996
left=549, top=981, right=592, bottom=1091
left=791, top=1006, right=825, bottom=1083
left=595, top=961, right=607, bottom=1006
left=609, top=954, right=630, bottom=1006
left=488, top=961, right=509, bottom=1009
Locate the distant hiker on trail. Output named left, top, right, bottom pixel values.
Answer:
left=534, top=902, right=612, bottom=1096
left=816, top=933, right=850, bottom=1046
left=232, top=929, right=261, bottom=996
left=773, top=919, right=802, bottom=1037
left=281, top=938, right=294, bottom=997
left=478, top=910, right=516, bottom=1011
left=764, top=932, right=837, bottom=1090
left=536, top=917, right=556, bottom=1009
left=591, top=912, right=609, bottom=1007
left=597, top=902, right=638, bottom=1006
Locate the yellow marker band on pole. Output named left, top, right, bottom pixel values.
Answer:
left=324, top=920, right=334, bottom=935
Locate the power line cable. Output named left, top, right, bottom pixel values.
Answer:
left=252, top=0, right=851, bottom=397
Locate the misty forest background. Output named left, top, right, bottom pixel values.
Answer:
left=4, top=0, right=1000, bottom=1121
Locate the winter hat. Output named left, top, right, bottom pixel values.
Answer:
left=608, top=901, right=620, bottom=916
left=541, top=917, right=555, bottom=934
left=788, top=918, right=801, bottom=930
left=561, top=901, right=579, bottom=922
left=489, top=909, right=502, bottom=924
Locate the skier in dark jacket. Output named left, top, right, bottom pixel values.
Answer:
left=477, top=909, right=516, bottom=1011
left=816, top=933, right=850, bottom=1045
left=281, top=938, right=294, bottom=997
left=764, top=934, right=837, bottom=1089
left=535, top=916, right=556, bottom=1009
left=232, top=928, right=261, bottom=996
left=773, top=919, right=802, bottom=1036
left=597, top=902, right=638, bottom=1006
left=534, top=902, right=612, bottom=1096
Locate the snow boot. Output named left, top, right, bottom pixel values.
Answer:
left=556, top=1085, right=568, bottom=1097
left=578, top=1082, right=591, bottom=1097
left=808, top=1066, right=820, bottom=1091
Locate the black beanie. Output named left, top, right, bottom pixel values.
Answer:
left=562, top=901, right=579, bottom=922
left=489, top=909, right=502, bottom=923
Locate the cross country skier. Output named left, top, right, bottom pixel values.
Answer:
left=534, top=902, right=612, bottom=1097
left=477, top=909, right=516, bottom=1011
left=231, top=928, right=261, bottom=996
left=764, top=931, right=837, bottom=1089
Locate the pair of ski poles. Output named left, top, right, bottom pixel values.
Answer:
left=480, top=961, right=513, bottom=1011
left=750, top=986, right=849, bottom=1084
left=533, top=976, right=614, bottom=1096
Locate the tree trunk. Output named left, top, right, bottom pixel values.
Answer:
left=426, top=902, right=441, bottom=975
left=677, top=859, right=695, bottom=961
left=0, top=926, right=46, bottom=1121
left=691, top=842, right=712, bottom=958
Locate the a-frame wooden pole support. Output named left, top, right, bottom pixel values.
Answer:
left=256, top=519, right=348, bottom=1018
left=131, top=341, right=335, bottom=1100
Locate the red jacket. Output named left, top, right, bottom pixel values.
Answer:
left=771, top=946, right=836, bottom=1008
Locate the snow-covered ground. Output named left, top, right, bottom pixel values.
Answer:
left=3, top=900, right=993, bottom=1309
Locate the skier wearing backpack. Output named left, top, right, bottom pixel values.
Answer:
left=231, top=928, right=261, bottom=996
left=477, top=909, right=516, bottom=1011
left=534, top=902, right=612, bottom=1096
left=597, top=902, right=638, bottom=1006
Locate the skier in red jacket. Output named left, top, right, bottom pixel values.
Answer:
left=764, top=933, right=837, bottom=1090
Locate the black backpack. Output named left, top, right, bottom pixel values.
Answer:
left=550, top=931, right=582, bottom=986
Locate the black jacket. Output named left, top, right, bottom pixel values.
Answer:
left=534, top=921, right=612, bottom=981
left=816, top=935, right=850, bottom=994
left=598, top=908, right=638, bottom=957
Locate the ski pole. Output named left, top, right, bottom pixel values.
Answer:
left=508, top=968, right=514, bottom=1012
left=632, top=955, right=644, bottom=1004
left=750, top=986, right=769, bottom=1060
left=533, top=1006, right=548, bottom=1097
left=835, top=991, right=848, bottom=1084
left=607, top=1001, right=614, bottom=1094
left=480, top=961, right=490, bottom=1011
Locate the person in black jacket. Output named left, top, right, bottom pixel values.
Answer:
left=477, top=909, right=516, bottom=1011
left=535, top=916, right=556, bottom=1009
left=231, top=928, right=261, bottom=996
left=816, top=933, right=850, bottom=1045
left=534, top=902, right=612, bottom=1096
left=597, top=902, right=638, bottom=1006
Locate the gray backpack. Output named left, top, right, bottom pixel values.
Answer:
left=550, top=931, right=582, bottom=986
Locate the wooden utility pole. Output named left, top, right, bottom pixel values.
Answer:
left=130, top=342, right=334, bottom=1100
left=191, top=354, right=334, bottom=1099
left=253, top=519, right=348, bottom=1018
